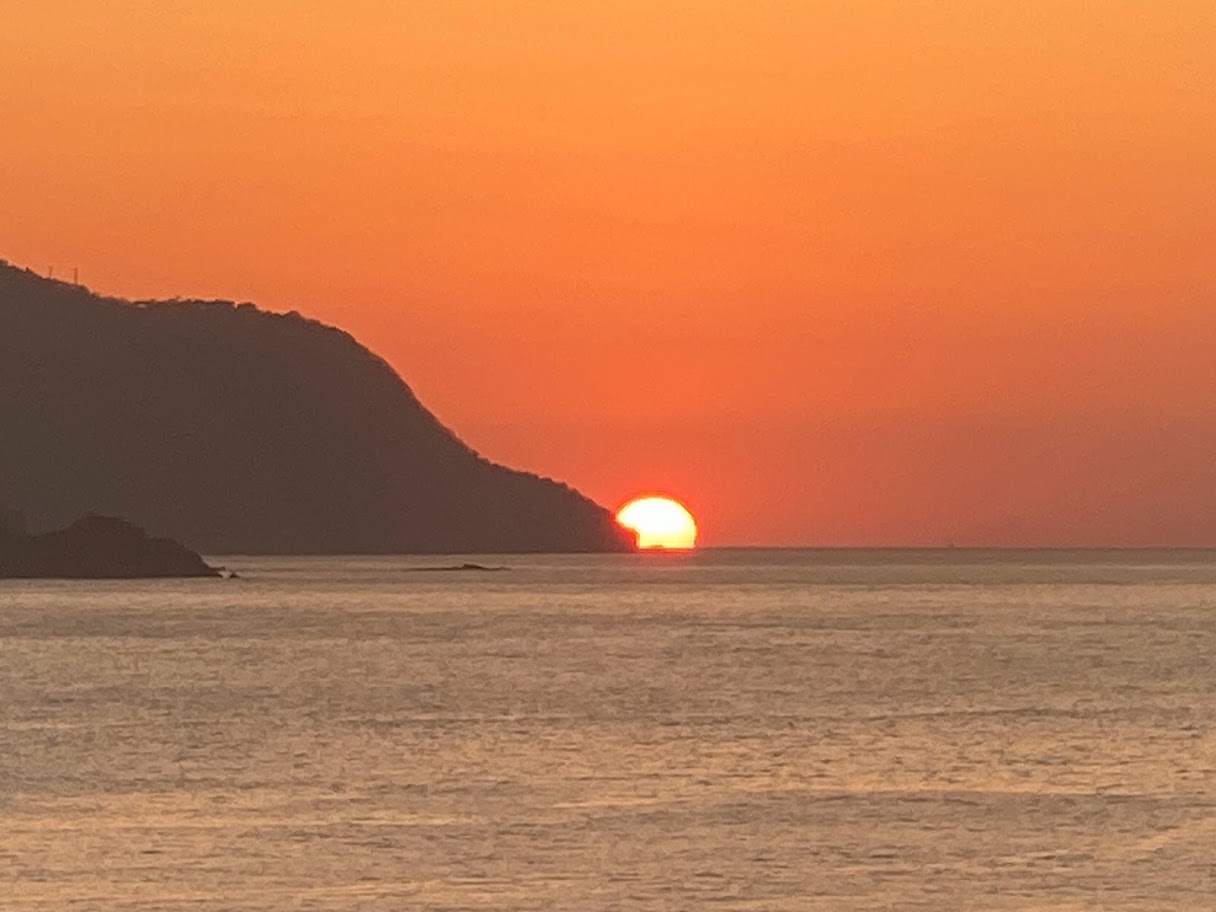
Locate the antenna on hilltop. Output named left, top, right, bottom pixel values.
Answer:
left=73, top=267, right=79, bottom=285
left=48, top=265, right=54, bottom=279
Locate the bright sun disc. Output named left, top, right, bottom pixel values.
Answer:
left=616, top=496, right=698, bottom=550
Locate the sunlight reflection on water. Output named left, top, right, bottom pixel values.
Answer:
left=3, top=550, right=1215, bottom=909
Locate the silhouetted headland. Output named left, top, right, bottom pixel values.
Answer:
left=0, top=260, right=635, bottom=553
left=0, top=513, right=220, bottom=579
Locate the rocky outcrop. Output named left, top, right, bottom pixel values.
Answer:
left=0, top=514, right=220, bottom=579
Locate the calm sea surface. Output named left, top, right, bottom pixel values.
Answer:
left=2, top=550, right=1214, bottom=910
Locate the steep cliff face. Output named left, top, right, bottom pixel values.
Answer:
left=0, top=261, right=635, bottom=553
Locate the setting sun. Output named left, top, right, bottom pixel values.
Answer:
left=616, top=496, right=698, bottom=550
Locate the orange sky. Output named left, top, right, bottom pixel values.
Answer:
left=4, top=2, right=1215, bottom=545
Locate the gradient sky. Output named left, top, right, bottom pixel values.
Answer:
left=4, top=2, right=1215, bottom=545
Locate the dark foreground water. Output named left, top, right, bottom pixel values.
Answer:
left=2, top=550, right=1214, bottom=910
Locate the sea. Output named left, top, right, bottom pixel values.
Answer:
left=2, top=549, right=1214, bottom=910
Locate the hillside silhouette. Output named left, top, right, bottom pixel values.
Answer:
left=0, top=261, right=635, bottom=553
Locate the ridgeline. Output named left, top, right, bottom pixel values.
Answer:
left=0, top=261, right=634, bottom=554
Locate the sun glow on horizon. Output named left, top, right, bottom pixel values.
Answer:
left=616, top=496, right=698, bottom=550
